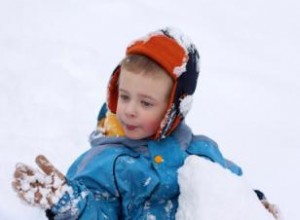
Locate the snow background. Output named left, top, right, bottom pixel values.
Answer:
left=0, top=0, right=299, bottom=219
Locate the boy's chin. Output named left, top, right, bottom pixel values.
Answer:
left=124, top=131, right=152, bottom=140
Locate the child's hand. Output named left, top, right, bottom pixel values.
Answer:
left=12, top=155, right=71, bottom=210
left=261, top=199, right=282, bottom=219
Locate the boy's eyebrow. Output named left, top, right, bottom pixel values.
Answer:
left=119, top=88, right=129, bottom=93
left=119, top=88, right=157, bottom=101
left=139, top=94, right=156, bottom=101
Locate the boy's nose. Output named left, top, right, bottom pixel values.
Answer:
left=125, top=102, right=137, bottom=118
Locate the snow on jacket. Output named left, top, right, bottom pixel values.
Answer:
left=48, top=122, right=242, bottom=220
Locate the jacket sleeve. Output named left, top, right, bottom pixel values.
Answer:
left=187, top=135, right=243, bottom=176
left=46, top=147, right=125, bottom=220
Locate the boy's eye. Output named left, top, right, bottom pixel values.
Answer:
left=141, top=100, right=153, bottom=108
left=119, top=94, right=129, bottom=101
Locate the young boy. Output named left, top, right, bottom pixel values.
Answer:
left=12, top=27, right=279, bottom=219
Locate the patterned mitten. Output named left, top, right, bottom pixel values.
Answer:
left=12, top=155, right=72, bottom=209
left=255, top=189, right=282, bottom=219
left=261, top=199, right=282, bottom=220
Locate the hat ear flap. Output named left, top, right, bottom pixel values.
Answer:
left=107, top=66, right=121, bottom=113
left=175, top=49, right=200, bottom=100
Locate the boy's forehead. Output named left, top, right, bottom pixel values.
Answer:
left=118, top=69, right=173, bottom=97
left=119, top=67, right=173, bottom=82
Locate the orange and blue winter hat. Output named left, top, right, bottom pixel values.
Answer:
left=106, top=27, right=200, bottom=139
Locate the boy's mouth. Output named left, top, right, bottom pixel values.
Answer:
left=124, top=123, right=138, bottom=131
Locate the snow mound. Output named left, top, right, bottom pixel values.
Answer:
left=176, top=155, right=275, bottom=220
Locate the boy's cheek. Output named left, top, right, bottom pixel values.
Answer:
left=143, top=118, right=162, bottom=131
left=115, top=105, right=122, bottom=118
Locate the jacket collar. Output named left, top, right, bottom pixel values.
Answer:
left=89, top=121, right=193, bottom=151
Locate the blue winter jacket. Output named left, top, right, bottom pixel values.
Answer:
left=49, top=123, right=242, bottom=220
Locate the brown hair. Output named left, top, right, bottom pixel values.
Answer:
left=120, top=54, right=168, bottom=76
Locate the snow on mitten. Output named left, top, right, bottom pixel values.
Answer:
left=12, top=155, right=72, bottom=210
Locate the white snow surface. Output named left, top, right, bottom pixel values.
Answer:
left=1, top=0, right=300, bottom=219
left=176, top=156, right=275, bottom=220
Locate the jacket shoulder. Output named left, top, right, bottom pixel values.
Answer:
left=187, top=135, right=223, bottom=163
left=187, top=135, right=243, bottom=175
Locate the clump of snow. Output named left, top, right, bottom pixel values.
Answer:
left=51, top=184, right=73, bottom=206
left=173, top=63, right=187, bottom=77
left=176, top=156, right=275, bottom=220
left=179, top=95, right=193, bottom=117
left=144, top=177, right=152, bottom=187
left=127, top=30, right=164, bottom=48
left=165, top=27, right=193, bottom=53
left=56, top=189, right=87, bottom=215
left=165, top=26, right=196, bottom=77
left=165, top=27, right=189, bottom=77
left=147, top=214, right=156, bottom=220
left=164, top=200, right=173, bottom=217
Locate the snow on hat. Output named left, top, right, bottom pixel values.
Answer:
left=107, top=27, right=200, bottom=139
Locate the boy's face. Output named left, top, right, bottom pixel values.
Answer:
left=116, top=69, right=173, bottom=140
